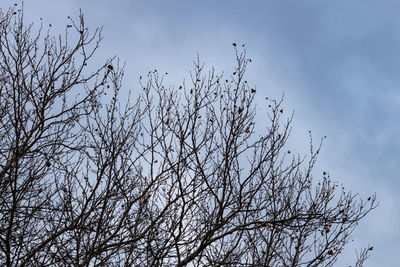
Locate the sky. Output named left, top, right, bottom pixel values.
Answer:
left=2, top=1, right=400, bottom=266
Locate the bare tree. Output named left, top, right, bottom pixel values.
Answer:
left=0, top=6, right=376, bottom=267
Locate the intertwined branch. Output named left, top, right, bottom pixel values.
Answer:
left=0, top=6, right=376, bottom=267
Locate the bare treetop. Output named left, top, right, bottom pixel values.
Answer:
left=0, top=6, right=376, bottom=267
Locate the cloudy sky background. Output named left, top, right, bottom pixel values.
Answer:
left=2, top=1, right=399, bottom=266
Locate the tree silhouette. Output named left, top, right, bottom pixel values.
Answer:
left=0, top=6, right=376, bottom=267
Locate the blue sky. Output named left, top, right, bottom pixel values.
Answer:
left=3, top=1, right=400, bottom=265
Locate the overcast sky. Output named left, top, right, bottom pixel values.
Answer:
left=2, top=1, right=400, bottom=266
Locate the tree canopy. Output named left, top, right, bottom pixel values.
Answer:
left=0, top=6, right=376, bottom=267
